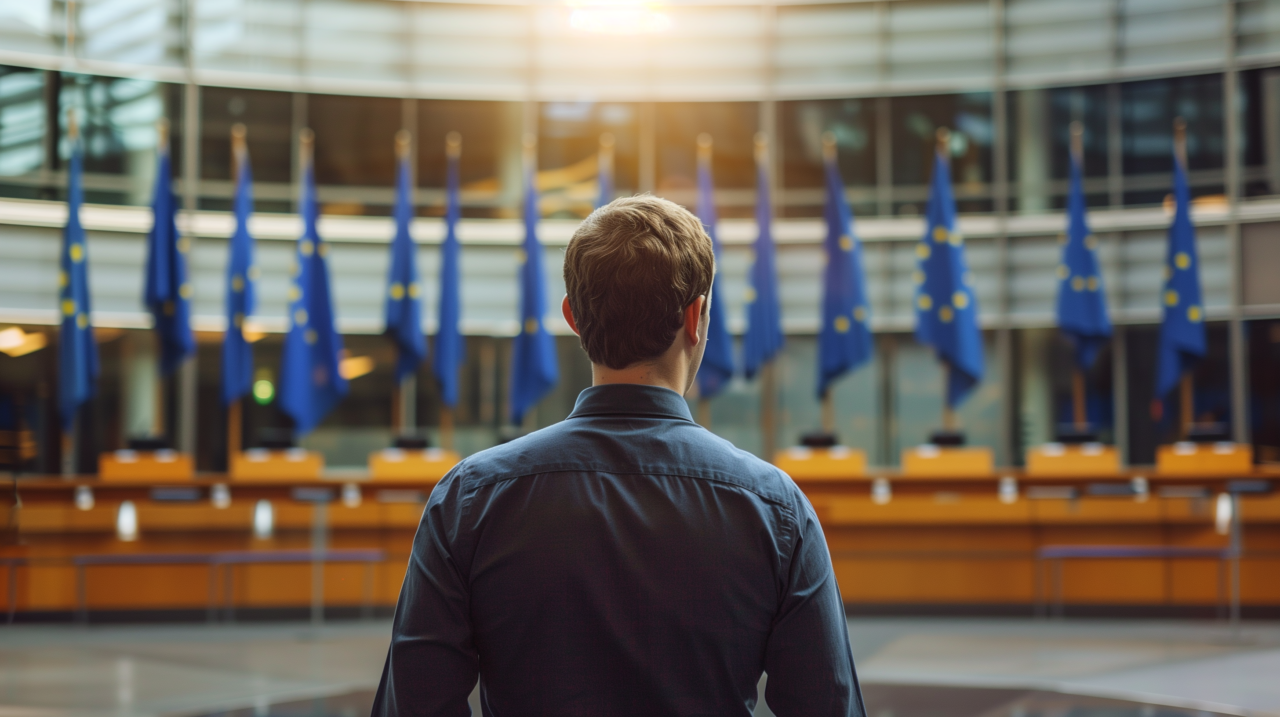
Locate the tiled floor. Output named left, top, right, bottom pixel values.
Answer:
left=0, top=618, right=1277, bottom=717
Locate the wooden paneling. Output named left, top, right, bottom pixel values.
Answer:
left=1, top=472, right=1278, bottom=614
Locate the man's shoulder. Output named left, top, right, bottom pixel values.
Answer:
left=448, top=418, right=802, bottom=509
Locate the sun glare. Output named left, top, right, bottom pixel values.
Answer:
left=568, top=0, right=671, bottom=35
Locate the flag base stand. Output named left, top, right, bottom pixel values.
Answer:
left=368, top=447, right=459, bottom=482
left=1157, top=442, right=1252, bottom=477
left=1026, top=443, right=1120, bottom=477
left=901, top=444, right=993, bottom=478
left=99, top=450, right=194, bottom=481
left=230, top=449, right=324, bottom=481
left=774, top=445, right=866, bottom=480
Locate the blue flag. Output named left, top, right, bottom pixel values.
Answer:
left=142, top=133, right=195, bottom=376
left=817, top=142, right=873, bottom=398
left=433, top=136, right=464, bottom=409
left=222, top=137, right=256, bottom=406
left=279, top=142, right=348, bottom=435
left=914, top=144, right=984, bottom=407
left=1155, top=149, right=1206, bottom=400
left=1056, top=150, right=1111, bottom=370
left=510, top=147, right=558, bottom=424
left=385, top=144, right=427, bottom=383
left=58, top=132, right=100, bottom=430
left=694, top=141, right=734, bottom=399
left=596, top=136, right=614, bottom=210
left=741, top=141, right=784, bottom=379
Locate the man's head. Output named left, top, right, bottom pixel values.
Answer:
left=562, top=195, right=715, bottom=393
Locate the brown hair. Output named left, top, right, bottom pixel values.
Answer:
left=564, top=195, right=715, bottom=370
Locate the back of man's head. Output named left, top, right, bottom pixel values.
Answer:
left=564, top=195, right=715, bottom=370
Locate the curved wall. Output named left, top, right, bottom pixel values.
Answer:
left=1, top=0, right=1278, bottom=102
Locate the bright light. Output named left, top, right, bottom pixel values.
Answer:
left=116, top=501, right=138, bottom=542
left=253, top=499, right=274, bottom=539
left=871, top=477, right=891, bottom=505
left=211, top=483, right=231, bottom=510
left=0, top=327, right=47, bottom=357
left=569, top=0, right=670, bottom=34
left=342, top=482, right=362, bottom=508
left=339, top=355, right=375, bottom=380
left=74, top=485, right=94, bottom=511
left=252, top=378, right=274, bottom=405
left=1215, top=492, right=1233, bottom=535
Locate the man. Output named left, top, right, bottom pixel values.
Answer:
left=372, top=196, right=863, bottom=716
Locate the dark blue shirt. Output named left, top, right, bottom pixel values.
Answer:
left=373, top=383, right=863, bottom=716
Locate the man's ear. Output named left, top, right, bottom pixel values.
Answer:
left=683, top=295, right=705, bottom=346
left=562, top=295, right=581, bottom=337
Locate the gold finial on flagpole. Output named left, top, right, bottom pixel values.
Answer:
left=1069, top=121, right=1084, bottom=165
left=395, top=129, right=411, bottom=160
left=68, top=107, right=78, bottom=141
left=1173, top=116, right=1188, bottom=168
left=822, top=130, right=837, bottom=162
left=156, top=117, right=169, bottom=151
left=299, top=127, right=315, bottom=160
left=231, top=123, right=247, bottom=175
left=753, top=131, right=768, bottom=164
left=697, top=132, right=712, bottom=162
left=935, top=126, right=951, bottom=155
left=446, top=131, right=461, bottom=158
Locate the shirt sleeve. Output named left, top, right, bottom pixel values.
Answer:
left=371, top=468, right=478, bottom=717
left=763, top=492, right=866, bottom=717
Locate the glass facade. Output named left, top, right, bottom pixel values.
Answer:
left=0, top=0, right=1278, bottom=474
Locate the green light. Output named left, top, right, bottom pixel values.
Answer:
left=253, top=379, right=274, bottom=405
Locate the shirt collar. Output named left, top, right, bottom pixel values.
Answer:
left=568, top=384, right=695, bottom=422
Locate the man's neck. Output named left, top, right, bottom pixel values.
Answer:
left=591, top=361, right=687, bottom=396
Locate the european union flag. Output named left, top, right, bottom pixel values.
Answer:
left=142, top=126, right=195, bottom=376
left=596, top=133, right=614, bottom=210
left=1155, top=146, right=1206, bottom=400
left=433, top=133, right=464, bottom=408
left=58, top=127, right=99, bottom=430
left=510, top=138, right=558, bottom=424
left=279, top=133, right=348, bottom=435
left=817, top=137, right=873, bottom=398
left=1056, top=147, right=1111, bottom=370
left=741, top=137, right=784, bottom=379
left=222, top=128, right=256, bottom=406
left=694, top=136, right=734, bottom=399
left=914, top=139, right=983, bottom=407
left=384, top=133, right=426, bottom=384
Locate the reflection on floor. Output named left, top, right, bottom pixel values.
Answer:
left=0, top=618, right=1277, bottom=717
left=194, top=684, right=1240, bottom=717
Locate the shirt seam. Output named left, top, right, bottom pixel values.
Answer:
left=464, top=466, right=796, bottom=511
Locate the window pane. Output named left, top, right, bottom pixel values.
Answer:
left=655, top=102, right=758, bottom=218
left=1010, top=84, right=1110, bottom=212
left=199, top=86, right=294, bottom=211
left=538, top=102, right=639, bottom=218
left=0, top=66, right=47, bottom=200
left=891, top=92, right=993, bottom=214
left=309, top=93, right=402, bottom=198
left=59, top=73, right=181, bottom=206
left=778, top=98, right=876, bottom=218
left=1121, top=73, right=1224, bottom=205
left=417, top=99, right=520, bottom=219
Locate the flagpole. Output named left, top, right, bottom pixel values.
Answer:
left=935, top=127, right=958, bottom=435
left=821, top=131, right=838, bottom=436
left=1069, top=121, right=1089, bottom=431
left=1173, top=116, right=1195, bottom=438
left=227, top=123, right=247, bottom=464
left=62, top=107, right=79, bottom=478
left=598, top=132, right=614, bottom=205
left=697, top=133, right=714, bottom=431
left=439, top=131, right=461, bottom=451
left=392, top=129, right=417, bottom=437
left=755, top=132, right=777, bottom=461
